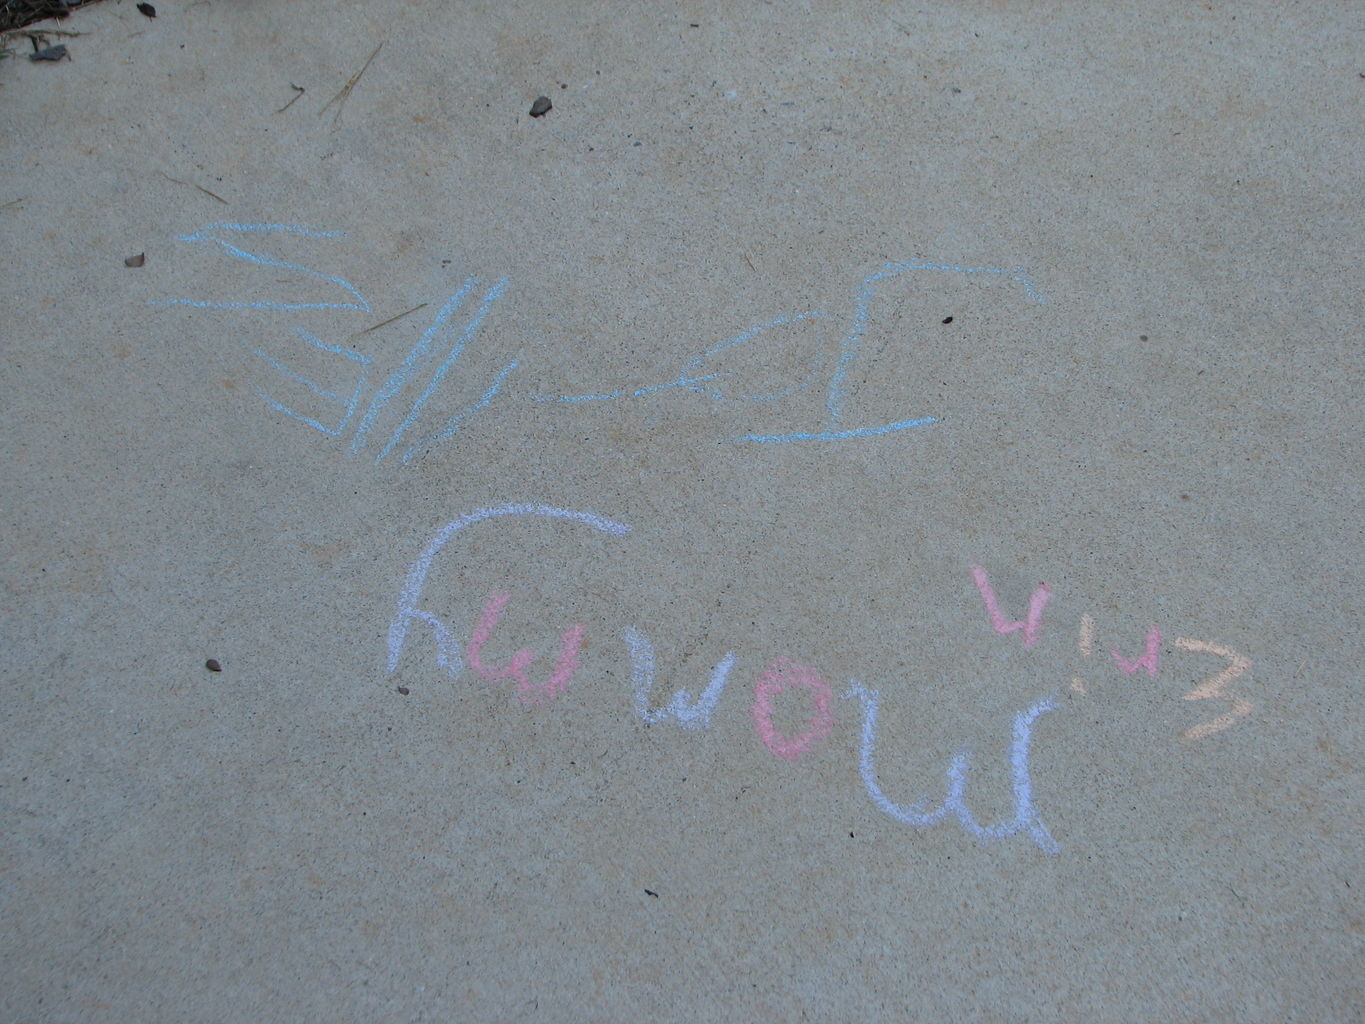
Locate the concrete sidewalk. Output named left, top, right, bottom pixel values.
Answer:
left=2, top=2, right=1361, bottom=1020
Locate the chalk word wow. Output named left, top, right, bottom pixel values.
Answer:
left=157, top=223, right=1045, bottom=462
left=385, top=505, right=1258, bottom=855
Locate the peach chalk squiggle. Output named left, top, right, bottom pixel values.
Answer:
left=1175, top=639, right=1254, bottom=740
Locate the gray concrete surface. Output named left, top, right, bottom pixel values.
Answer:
left=1, top=1, right=1361, bottom=1020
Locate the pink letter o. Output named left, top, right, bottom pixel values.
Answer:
left=752, top=658, right=836, bottom=761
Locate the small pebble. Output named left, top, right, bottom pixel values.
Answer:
left=396, top=686, right=410, bottom=696
left=942, top=316, right=953, bottom=324
left=205, top=659, right=222, bottom=672
left=125, top=253, right=145, bottom=267
left=529, top=95, right=552, bottom=117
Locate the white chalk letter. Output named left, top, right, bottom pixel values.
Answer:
left=842, top=684, right=1061, bottom=854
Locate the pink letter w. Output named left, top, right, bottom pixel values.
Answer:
left=970, top=566, right=1051, bottom=649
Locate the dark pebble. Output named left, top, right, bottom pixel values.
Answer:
left=530, top=96, right=552, bottom=117
left=397, top=686, right=410, bottom=695
left=942, top=316, right=953, bottom=324
left=205, top=659, right=222, bottom=672
left=125, top=253, right=145, bottom=267
left=137, top=2, right=156, bottom=16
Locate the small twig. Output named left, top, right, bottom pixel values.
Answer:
left=159, top=171, right=229, bottom=205
left=320, top=40, right=383, bottom=125
left=0, top=197, right=28, bottom=211
left=2, top=28, right=83, bottom=43
left=275, top=82, right=305, bottom=114
left=357, top=302, right=427, bottom=335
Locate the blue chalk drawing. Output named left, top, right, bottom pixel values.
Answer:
left=826, top=261, right=1044, bottom=428
left=756, top=260, right=1044, bottom=445
left=401, top=359, right=519, bottom=464
left=158, top=226, right=517, bottom=465
left=159, top=223, right=1048, bottom=463
left=543, top=311, right=828, bottom=408
left=536, top=262, right=1045, bottom=445
left=352, top=278, right=478, bottom=456
left=736, top=416, right=939, bottom=444
left=367, top=277, right=511, bottom=463
left=249, top=328, right=372, bottom=437
left=155, top=223, right=371, bottom=312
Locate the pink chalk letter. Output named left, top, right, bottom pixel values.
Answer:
left=970, top=566, right=1051, bottom=649
left=752, top=658, right=836, bottom=761
left=1112, top=625, right=1161, bottom=676
left=467, top=591, right=586, bottom=707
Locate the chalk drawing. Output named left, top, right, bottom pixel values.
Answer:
left=1113, top=625, right=1161, bottom=676
left=679, top=312, right=830, bottom=403
left=827, top=261, right=1044, bottom=430
left=1078, top=615, right=1095, bottom=659
left=387, top=504, right=631, bottom=678
left=248, top=328, right=372, bottom=437
left=384, top=535, right=1264, bottom=853
left=159, top=227, right=514, bottom=465
left=752, top=658, right=836, bottom=761
left=1071, top=613, right=1095, bottom=694
left=156, top=223, right=370, bottom=311
left=736, top=417, right=939, bottom=444
left=163, top=225, right=1047, bottom=457
left=542, top=311, right=825, bottom=407
left=970, top=566, right=1051, bottom=649
left=539, top=262, right=1043, bottom=445
left=1175, top=638, right=1254, bottom=740
left=401, top=359, right=519, bottom=464
left=842, top=684, right=1061, bottom=854
left=466, top=591, right=586, bottom=707
left=623, top=627, right=736, bottom=730
left=971, top=565, right=1261, bottom=739
left=355, top=277, right=511, bottom=461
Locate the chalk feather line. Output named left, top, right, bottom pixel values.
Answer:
left=152, top=223, right=371, bottom=312
left=248, top=328, right=372, bottom=437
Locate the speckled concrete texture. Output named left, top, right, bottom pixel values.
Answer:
left=1, top=2, right=1361, bottom=1020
